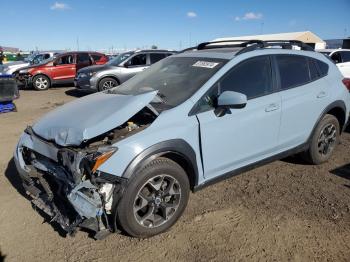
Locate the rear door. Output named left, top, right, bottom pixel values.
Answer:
left=76, top=53, right=92, bottom=71
left=51, top=54, right=76, bottom=80
left=276, top=54, right=329, bottom=150
left=149, top=53, right=168, bottom=65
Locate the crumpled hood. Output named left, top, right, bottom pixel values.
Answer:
left=32, top=91, right=157, bottom=146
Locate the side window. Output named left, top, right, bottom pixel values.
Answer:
left=340, top=51, right=350, bottom=63
left=331, top=52, right=342, bottom=64
left=315, top=59, right=329, bottom=77
left=127, top=54, right=147, bottom=66
left=150, top=53, right=167, bottom=64
left=276, top=55, right=310, bottom=90
left=220, top=55, right=273, bottom=99
left=43, top=54, right=50, bottom=59
left=56, top=55, right=74, bottom=65
left=77, top=53, right=91, bottom=64
left=91, top=54, right=102, bottom=62
left=308, top=58, right=319, bottom=81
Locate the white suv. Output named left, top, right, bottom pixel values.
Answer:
left=318, top=49, right=350, bottom=78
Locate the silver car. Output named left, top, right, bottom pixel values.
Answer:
left=74, top=50, right=176, bottom=91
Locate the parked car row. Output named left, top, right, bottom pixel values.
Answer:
left=14, top=39, right=350, bottom=239
left=13, top=51, right=108, bottom=90
left=9, top=49, right=176, bottom=92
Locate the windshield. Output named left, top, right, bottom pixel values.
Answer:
left=107, top=52, right=133, bottom=66
left=108, top=56, right=227, bottom=107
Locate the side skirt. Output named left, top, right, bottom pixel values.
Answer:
left=193, top=142, right=309, bottom=192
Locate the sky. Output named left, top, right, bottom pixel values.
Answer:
left=1, top=0, right=350, bottom=52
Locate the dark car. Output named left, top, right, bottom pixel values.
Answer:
left=14, top=51, right=108, bottom=90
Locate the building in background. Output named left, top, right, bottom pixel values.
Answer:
left=213, top=31, right=326, bottom=49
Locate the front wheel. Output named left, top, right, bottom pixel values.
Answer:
left=116, top=158, right=190, bottom=238
left=32, top=75, right=50, bottom=91
left=302, top=114, right=340, bottom=164
left=98, top=77, right=118, bottom=91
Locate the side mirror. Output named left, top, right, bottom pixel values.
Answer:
left=123, top=63, right=129, bottom=68
left=217, top=91, right=247, bottom=109
left=53, top=61, right=57, bottom=66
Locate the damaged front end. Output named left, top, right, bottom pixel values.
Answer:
left=14, top=104, right=157, bottom=239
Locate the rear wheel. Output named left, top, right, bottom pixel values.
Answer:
left=98, top=77, right=118, bottom=91
left=116, top=158, right=190, bottom=238
left=32, top=75, right=50, bottom=91
left=302, top=114, right=340, bottom=164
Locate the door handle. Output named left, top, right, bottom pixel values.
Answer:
left=265, top=103, right=279, bottom=112
left=317, top=91, right=327, bottom=98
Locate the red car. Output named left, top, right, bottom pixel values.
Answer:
left=14, top=51, right=108, bottom=90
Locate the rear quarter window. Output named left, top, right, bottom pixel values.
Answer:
left=276, top=55, right=311, bottom=90
left=91, top=54, right=102, bottom=62
left=315, top=59, right=329, bottom=77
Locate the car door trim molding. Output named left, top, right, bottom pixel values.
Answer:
left=193, top=142, right=309, bottom=192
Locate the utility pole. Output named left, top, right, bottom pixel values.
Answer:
left=260, top=22, right=264, bottom=34
left=76, top=37, right=80, bottom=51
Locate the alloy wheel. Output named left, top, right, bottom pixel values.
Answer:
left=133, top=175, right=181, bottom=228
left=35, top=77, right=49, bottom=90
left=101, top=80, right=117, bottom=90
left=317, top=123, right=337, bottom=156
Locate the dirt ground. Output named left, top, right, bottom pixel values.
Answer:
left=1, top=87, right=350, bottom=262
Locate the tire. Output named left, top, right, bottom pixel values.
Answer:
left=302, top=114, right=340, bottom=164
left=32, top=75, right=50, bottom=91
left=98, top=77, right=118, bottom=91
left=116, top=157, right=190, bottom=238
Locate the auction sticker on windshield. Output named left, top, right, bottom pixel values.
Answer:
left=192, top=61, right=219, bottom=69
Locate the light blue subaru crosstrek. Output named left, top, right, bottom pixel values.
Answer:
left=14, top=40, right=350, bottom=239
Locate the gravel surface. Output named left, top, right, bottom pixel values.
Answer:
left=1, top=87, right=350, bottom=262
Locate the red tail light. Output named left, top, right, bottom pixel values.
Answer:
left=343, top=78, right=350, bottom=91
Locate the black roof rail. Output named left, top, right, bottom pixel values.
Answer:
left=235, top=40, right=315, bottom=55
left=197, top=40, right=265, bottom=50
left=191, top=39, right=314, bottom=54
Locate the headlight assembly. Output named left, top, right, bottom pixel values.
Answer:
left=91, top=146, right=118, bottom=173
left=19, top=69, right=29, bottom=74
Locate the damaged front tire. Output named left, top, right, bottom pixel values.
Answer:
left=116, top=157, right=189, bottom=238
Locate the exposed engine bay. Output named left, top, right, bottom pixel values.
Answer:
left=18, top=106, right=157, bottom=239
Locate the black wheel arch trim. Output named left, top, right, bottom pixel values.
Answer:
left=122, top=139, right=199, bottom=190
left=98, top=75, right=120, bottom=86
left=309, top=100, right=347, bottom=140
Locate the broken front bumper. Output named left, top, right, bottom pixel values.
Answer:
left=13, top=129, right=125, bottom=239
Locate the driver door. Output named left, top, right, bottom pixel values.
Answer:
left=195, top=55, right=282, bottom=180
left=52, top=54, right=76, bottom=80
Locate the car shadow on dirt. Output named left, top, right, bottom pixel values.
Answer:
left=4, top=158, right=26, bottom=198
left=330, top=163, right=350, bottom=182
left=0, top=248, right=5, bottom=262
left=65, top=89, right=92, bottom=98
left=4, top=158, right=69, bottom=238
